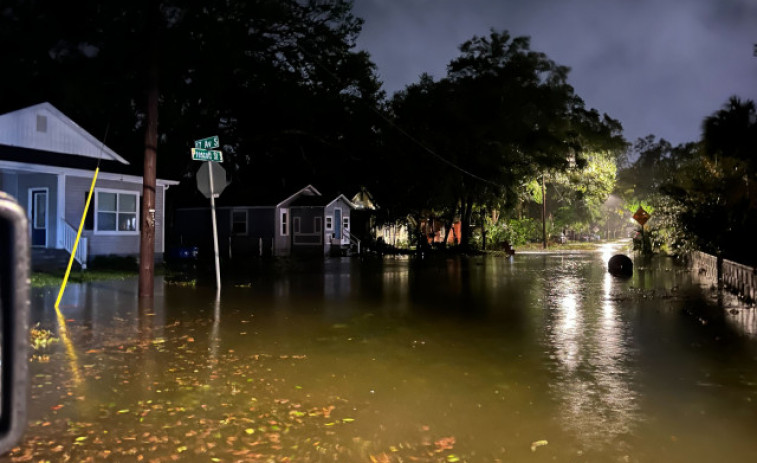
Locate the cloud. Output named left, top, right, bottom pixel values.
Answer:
left=353, top=0, right=757, bottom=145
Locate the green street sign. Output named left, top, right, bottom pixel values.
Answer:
left=194, top=135, right=220, bottom=150
left=191, top=148, right=223, bottom=162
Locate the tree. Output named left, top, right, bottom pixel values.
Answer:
left=548, top=151, right=618, bottom=234
left=703, top=96, right=757, bottom=171
left=383, top=30, right=625, bottom=249
left=0, top=1, right=384, bottom=196
left=625, top=97, right=757, bottom=262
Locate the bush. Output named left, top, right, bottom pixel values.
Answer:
left=474, top=218, right=541, bottom=248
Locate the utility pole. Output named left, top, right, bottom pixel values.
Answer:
left=139, top=2, right=159, bottom=298
left=542, top=173, right=547, bottom=249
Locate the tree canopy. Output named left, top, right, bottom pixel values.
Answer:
left=379, top=30, right=625, bottom=247
left=1, top=0, right=384, bottom=199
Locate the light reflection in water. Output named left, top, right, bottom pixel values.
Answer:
left=547, top=255, right=639, bottom=450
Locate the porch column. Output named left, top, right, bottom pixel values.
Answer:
left=57, top=173, right=66, bottom=249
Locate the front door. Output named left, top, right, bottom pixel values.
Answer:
left=30, top=189, right=47, bottom=247
left=334, top=208, right=342, bottom=240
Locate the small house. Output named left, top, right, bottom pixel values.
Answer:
left=174, top=185, right=358, bottom=257
left=0, top=102, right=179, bottom=268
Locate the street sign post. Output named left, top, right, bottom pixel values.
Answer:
left=191, top=135, right=225, bottom=291
left=191, top=148, right=223, bottom=162
left=633, top=206, right=651, bottom=253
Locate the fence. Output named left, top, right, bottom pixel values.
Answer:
left=689, top=250, right=757, bottom=302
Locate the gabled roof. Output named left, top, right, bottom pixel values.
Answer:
left=276, top=184, right=321, bottom=208
left=0, top=102, right=128, bottom=164
left=325, top=194, right=356, bottom=209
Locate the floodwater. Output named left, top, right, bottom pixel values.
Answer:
left=7, top=243, right=757, bottom=462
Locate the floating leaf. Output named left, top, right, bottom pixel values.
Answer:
left=117, top=409, right=130, bottom=414
left=447, top=455, right=461, bottom=462
left=531, top=439, right=548, bottom=452
left=342, top=418, right=355, bottom=423
left=75, top=436, right=88, bottom=442
left=245, top=428, right=255, bottom=435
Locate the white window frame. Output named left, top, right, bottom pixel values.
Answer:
left=231, top=209, right=248, bottom=235
left=280, top=208, right=289, bottom=236
left=325, top=215, right=333, bottom=231
left=343, top=216, right=350, bottom=231
left=94, top=188, right=140, bottom=235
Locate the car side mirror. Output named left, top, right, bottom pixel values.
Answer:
left=0, top=192, right=30, bottom=454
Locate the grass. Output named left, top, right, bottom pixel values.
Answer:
left=515, top=240, right=627, bottom=252
left=30, top=269, right=137, bottom=288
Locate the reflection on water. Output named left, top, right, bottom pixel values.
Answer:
left=10, top=250, right=757, bottom=462
left=545, top=245, right=640, bottom=453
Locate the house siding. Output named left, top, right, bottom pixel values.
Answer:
left=0, top=103, right=121, bottom=160
left=173, top=207, right=275, bottom=258
left=291, top=207, right=323, bottom=253
left=66, top=176, right=165, bottom=258
left=0, top=171, right=19, bottom=193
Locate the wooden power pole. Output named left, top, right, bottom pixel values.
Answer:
left=139, top=3, right=159, bottom=298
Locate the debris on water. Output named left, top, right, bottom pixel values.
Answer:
left=30, top=325, right=59, bottom=350
left=531, top=439, right=548, bottom=452
left=608, top=254, right=633, bottom=277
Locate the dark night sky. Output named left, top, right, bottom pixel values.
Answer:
left=352, top=0, right=757, bottom=146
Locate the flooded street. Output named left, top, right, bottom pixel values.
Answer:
left=8, top=244, right=757, bottom=462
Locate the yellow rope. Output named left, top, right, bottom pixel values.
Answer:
left=55, top=167, right=99, bottom=309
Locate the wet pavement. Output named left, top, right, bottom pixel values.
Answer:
left=7, top=243, right=757, bottom=462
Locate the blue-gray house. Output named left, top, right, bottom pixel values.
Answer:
left=174, top=185, right=358, bottom=257
left=0, top=102, right=179, bottom=268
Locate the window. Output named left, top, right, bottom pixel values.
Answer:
left=95, top=190, right=138, bottom=233
left=280, top=208, right=289, bottom=236
left=343, top=216, right=350, bottom=230
left=231, top=210, right=247, bottom=235
left=326, top=216, right=333, bottom=230
left=84, top=193, right=94, bottom=230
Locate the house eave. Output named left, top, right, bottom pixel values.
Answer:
left=0, top=160, right=179, bottom=186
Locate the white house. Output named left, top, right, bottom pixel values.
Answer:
left=0, top=102, right=179, bottom=267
